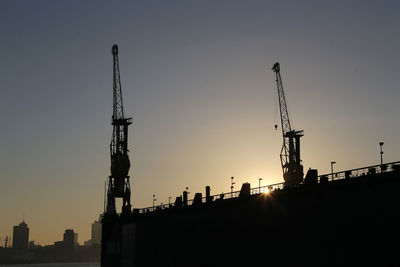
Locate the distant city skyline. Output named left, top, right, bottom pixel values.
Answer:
left=3, top=218, right=101, bottom=248
left=0, top=220, right=101, bottom=264
left=1, top=0, right=400, bottom=245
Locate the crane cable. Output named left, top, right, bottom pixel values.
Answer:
left=273, top=79, right=278, bottom=130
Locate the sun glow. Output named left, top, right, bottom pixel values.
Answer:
left=261, top=186, right=274, bottom=196
left=261, top=188, right=270, bottom=195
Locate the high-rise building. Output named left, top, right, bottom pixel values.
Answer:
left=74, top=233, right=79, bottom=246
left=63, top=229, right=77, bottom=249
left=12, top=221, right=29, bottom=249
left=83, top=215, right=103, bottom=247
left=91, top=216, right=102, bottom=245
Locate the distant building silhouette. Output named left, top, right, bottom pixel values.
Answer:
left=84, top=216, right=102, bottom=247
left=91, top=217, right=102, bottom=245
left=12, top=221, right=29, bottom=249
left=63, top=229, right=78, bottom=248
left=28, top=241, right=34, bottom=248
left=54, top=240, right=63, bottom=248
left=54, top=229, right=78, bottom=252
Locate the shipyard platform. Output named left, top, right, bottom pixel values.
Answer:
left=101, top=161, right=400, bottom=267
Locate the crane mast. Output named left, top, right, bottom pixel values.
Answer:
left=106, top=44, right=132, bottom=214
left=272, top=62, right=304, bottom=185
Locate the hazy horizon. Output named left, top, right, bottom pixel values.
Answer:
left=1, top=0, right=400, bottom=245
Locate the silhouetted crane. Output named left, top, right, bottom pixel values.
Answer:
left=272, top=63, right=304, bottom=185
left=106, top=44, right=132, bottom=214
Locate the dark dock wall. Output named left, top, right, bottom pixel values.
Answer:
left=102, top=171, right=400, bottom=267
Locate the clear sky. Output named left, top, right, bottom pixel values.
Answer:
left=0, top=0, right=399, bottom=245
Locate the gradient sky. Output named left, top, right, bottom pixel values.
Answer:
left=1, top=0, right=400, bottom=245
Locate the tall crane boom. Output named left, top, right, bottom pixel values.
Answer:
left=106, top=44, right=132, bottom=214
left=112, top=45, right=125, bottom=121
left=272, top=63, right=304, bottom=185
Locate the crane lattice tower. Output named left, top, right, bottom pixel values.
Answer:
left=106, top=44, right=132, bottom=214
left=272, top=62, right=304, bottom=186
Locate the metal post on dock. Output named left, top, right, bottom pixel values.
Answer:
left=231, top=177, right=235, bottom=198
left=152, top=194, right=156, bottom=211
left=379, top=142, right=384, bottom=165
left=331, top=161, right=336, bottom=181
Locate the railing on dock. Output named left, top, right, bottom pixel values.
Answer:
left=135, top=161, right=400, bottom=214
left=320, top=161, right=400, bottom=182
